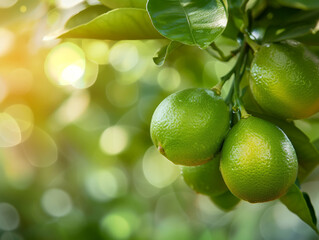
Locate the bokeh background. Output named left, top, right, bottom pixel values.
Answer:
left=0, top=0, right=319, bottom=239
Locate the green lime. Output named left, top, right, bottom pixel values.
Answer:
left=150, top=88, right=230, bottom=166
left=250, top=40, right=319, bottom=119
left=210, top=190, right=240, bottom=211
left=181, top=154, right=228, bottom=196
left=220, top=116, right=298, bottom=203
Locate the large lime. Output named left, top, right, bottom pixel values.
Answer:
left=150, top=88, right=230, bottom=166
left=220, top=116, right=298, bottom=203
left=250, top=40, right=319, bottom=119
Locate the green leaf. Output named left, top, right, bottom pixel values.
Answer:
left=153, top=41, right=183, bottom=66
left=57, top=8, right=163, bottom=40
left=65, top=5, right=110, bottom=29
left=250, top=112, right=319, bottom=182
left=264, top=22, right=318, bottom=42
left=147, top=0, right=228, bottom=49
left=99, top=0, right=147, bottom=9
left=259, top=8, right=319, bottom=43
left=312, top=138, right=319, bottom=150
left=275, top=0, right=319, bottom=10
left=210, top=191, right=240, bottom=211
left=280, top=184, right=318, bottom=233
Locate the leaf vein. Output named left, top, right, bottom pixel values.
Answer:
left=177, top=0, right=197, bottom=45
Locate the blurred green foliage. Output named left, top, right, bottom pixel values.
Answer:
left=0, top=0, right=318, bottom=240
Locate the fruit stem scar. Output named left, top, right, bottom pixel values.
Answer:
left=158, top=145, right=166, bottom=156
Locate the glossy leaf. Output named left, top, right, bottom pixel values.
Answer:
left=280, top=184, right=318, bottom=233
left=147, top=0, right=228, bottom=49
left=258, top=8, right=319, bottom=43
left=264, top=22, right=318, bottom=42
left=276, top=0, right=319, bottom=10
left=249, top=112, right=319, bottom=182
left=65, top=5, right=110, bottom=29
left=153, top=41, right=183, bottom=66
left=58, top=8, right=163, bottom=40
left=210, top=191, right=240, bottom=211
left=99, top=0, right=147, bottom=9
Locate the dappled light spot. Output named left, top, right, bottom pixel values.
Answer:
left=0, top=28, right=14, bottom=56
left=0, top=0, right=17, bottom=8
left=102, top=214, right=131, bottom=239
left=85, top=168, right=128, bottom=202
left=5, top=104, right=34, bottom=142
left=19, top=5, right=27, bottom=13
left=82, top=40, right=109, bottom=65
left=157, top=67, right=181, bottom=91
left=100, top=209, right=140, bottom=240
left=22, top=127, right=58, bottom=168
left=55, top=0, right=84, bottom=9
left=0, top=203, right=19, bottom=231
left=109, top=42, right=139, bottom=72
left=71, top=59, right=98, bottom=89
left=61, top=65, right=84, bottom=85
left=52, top=90, right=90, bottom=128
left=0, top=113, right=21, bottom=148
left=45, top=42, right=85, bottom=86
left=99, top=126, right=129, bottom=155
left=142, top=146, right=180, bottom=188
left=41, top=189, right=72, bottom=217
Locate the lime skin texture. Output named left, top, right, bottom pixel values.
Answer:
left=220, top=116, right=298, bottom=203
left=250, top=40, right=319, bottom=120
left=181, top=154, right=228, bottom=196
left=210, top=190, right=240, bottom=211
left=150, top=88, right=230, bottom=166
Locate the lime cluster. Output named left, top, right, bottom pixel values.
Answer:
left=150, top=40, right=319, bottom=207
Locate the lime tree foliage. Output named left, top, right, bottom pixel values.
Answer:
left=56, top=0, right=319, bottom=233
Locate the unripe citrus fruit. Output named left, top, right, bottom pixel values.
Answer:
left=150, top=88, right=230, bottom=166
left=181, top=154, right=228, bottom=196
left=220, top=116, right=298, bottom=203
left=210, top=190, right=240, bottom=211
left=250, top=40, right=319, bottom=119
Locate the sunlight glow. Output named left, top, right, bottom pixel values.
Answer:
left=99, top=126, right=129, bottom=155
left=41, top=189, right=72, bottom=217
left=109, top=42, right=139, bottom=72
left=55, top=0, right=84, bottom=9
left=61, top=64, right=85, bottom=85
left=85, top=168, right=128, bottom=202
left=0, top=0, right=17, bottom=8
left=45, top=42, right=86, bottom=86
left=0, top=113, right=21, bottom=147
left=53, top=90, right=90, bottom=127
left=0, top=28, right=14, bottom=56
left=157, top=67, right=181, bottom=91
left=82, top=40, right=109, bottom=65
left=142, top=146, right=180, bottom=188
